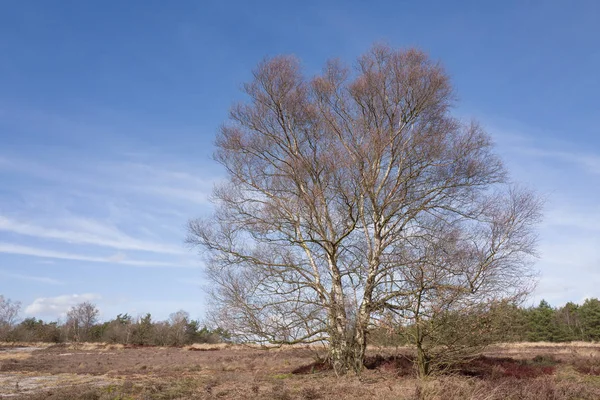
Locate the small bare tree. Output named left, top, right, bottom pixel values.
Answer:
left=188, top=45, right=541, bottom=375
left=0, top=295, right=21, bottom=340
left=66, top=301, right=99, bottom=343
left=387, top=188, right=540, bottom=376
left=168, top=310, right=190, bottom=345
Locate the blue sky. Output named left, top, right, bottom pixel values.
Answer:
left=0, top=1, right=598, bottom=322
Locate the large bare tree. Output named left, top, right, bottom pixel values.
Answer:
left=188, top=45, right=541, bottom=375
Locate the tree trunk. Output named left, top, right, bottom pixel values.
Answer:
left=328, top=254, right=353, bottom=375
left=416, top=341, right=430, bottom=378
left=329, top=334, right=349, bottom=375
left=327, top=296, right=352, bottom=375
left=413, top=287, right=430, bottom=378
left=350, top=298, right=373, bottom=374
left=328, top=305, right=369, bottom=375
left=352, top=322, right=368, bottom=374
left=329, top=327, right=367, bottom=376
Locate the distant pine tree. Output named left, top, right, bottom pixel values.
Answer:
left=527, top=300, right=561, bottom=342
left=579, top=298, right=600, bottom=341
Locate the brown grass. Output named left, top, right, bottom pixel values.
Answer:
left=0, top=352, right=32, bottom=361
left=0, top=342, right=599, bottom=399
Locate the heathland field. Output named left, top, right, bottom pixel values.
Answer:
left=2, top=342, right=600, bottom=399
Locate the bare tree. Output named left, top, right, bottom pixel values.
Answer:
left=168, top=310, right=190, bottom=345
left=66, top=301, right=99, bottom=342
left=187, top=45, right=541, bottom=375
left=387, top=188, right=541, bottom=376
left=0, top=295, right=21, bottom=340
left=0, top=295, right=20, bottom=326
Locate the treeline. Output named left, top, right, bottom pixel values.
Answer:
left=523, top=299, right=600, bottom=342
left=369, top=298, right=600, bottom=346
left=3, top=295, right=599, bottom=346
left=0, top=297, right=229, bottom=345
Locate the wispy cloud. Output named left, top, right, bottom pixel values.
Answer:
left=543, top=207, right=600, bottom=232
left=510, top=147, right=600, bottom=176
left=486, top=122, right=600, bottom=307
left=134, top=185, right=213, bottom=205
left=0, top=269, right=63, bottom=285
left=0, top=243, right=192, bottom=268
left=25, top=293, right=101, bottom=318
left=99, top=161, right=218, bottom=205
left=0, top=156, right=217, bottom=206
left=0, top=216, right=185, bottom=255
left=176, top=278, right=206, bottom=286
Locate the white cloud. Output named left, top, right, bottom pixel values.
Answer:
left=0, top=269, right=63, bottom=285
left=25, top=293, right=101, bottom=318
left=0, top=243, right=192, bottom=268
left=0, top=215, right=185, bottom=255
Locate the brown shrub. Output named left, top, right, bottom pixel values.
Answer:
left=301, top=386, right=322, bottom=400
left=572, top=357, right=600, bottom=375
left=412, top=376, right=600, bottom=400
left=292, top=360, right=332, bottom=374
left=270, top=381, right=292, bottom=400
left=455, top=356, right=556, bottom=379
left=364, top=354, right=415, bottom=376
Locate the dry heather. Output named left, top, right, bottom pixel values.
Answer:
left=0, top=342, right=599, bottom=399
